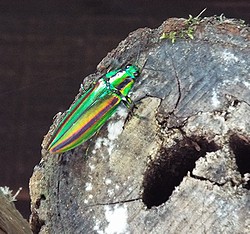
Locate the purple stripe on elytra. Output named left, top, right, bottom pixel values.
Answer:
left=115, top=78, right=132, bottom=91
left=60, top=84, right=98, bottom=125
left=52, top=96, right=119, bottom=152
left=51, top=84, right=97, bottom=140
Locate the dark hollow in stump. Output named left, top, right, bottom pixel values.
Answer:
left=30, top=16, right=250, bottom=234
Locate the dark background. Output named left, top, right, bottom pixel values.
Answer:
left=0, top=0, right=249, bottom=219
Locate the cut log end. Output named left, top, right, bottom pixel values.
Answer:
left=30, top=16, right=250, bottom=233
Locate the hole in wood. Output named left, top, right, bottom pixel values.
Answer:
left=142, top=136, right=219, bottom=208
left=30, top=211, right=45, bottom=234
left=35, top=194, right=46, bottom=209
left=229, top=134, right=250, bottom=189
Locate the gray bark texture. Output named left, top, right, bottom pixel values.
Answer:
left=30, top=16, right=250, bottom=234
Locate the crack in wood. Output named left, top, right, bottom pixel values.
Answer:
left=191, top=173, right=228, bottom=186
left=85, top=197, right=142, bottom=208
left=167, top=49, right=182, bottom=111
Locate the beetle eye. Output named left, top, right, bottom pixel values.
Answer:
left=125, top=64, right=132, bottom=69
left=133, top=71, right=140, bottom=77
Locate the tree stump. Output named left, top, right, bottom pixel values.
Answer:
left=30, top=16, right=250, bottom=233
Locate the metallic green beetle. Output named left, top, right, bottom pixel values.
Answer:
left=47, top=64, right=140, bottom=153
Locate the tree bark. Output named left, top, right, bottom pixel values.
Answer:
left=30, top=16, right=250, bottom=234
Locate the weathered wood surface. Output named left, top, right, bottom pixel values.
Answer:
left=30, top=16, right=250, bottom=233
left=0, top=189, right=32, bottom=234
